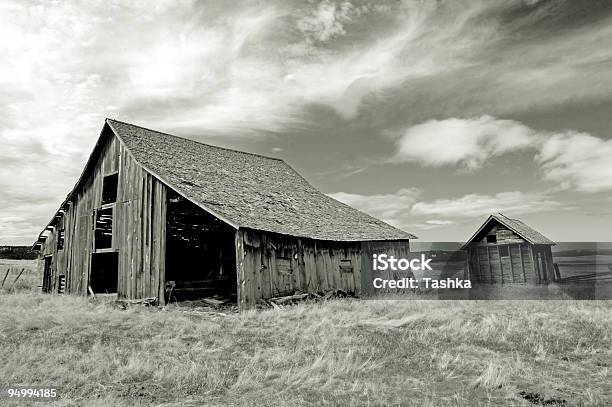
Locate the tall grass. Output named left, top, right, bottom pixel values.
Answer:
left=0, top=259, right=39, bottom=293
left=0, top=260, right=610, bottom=406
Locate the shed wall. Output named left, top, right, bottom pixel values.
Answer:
left=468, top=243, right=554, bottom=284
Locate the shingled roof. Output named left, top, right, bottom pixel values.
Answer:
left=106, top=119, right=415, bottom=242
left=464, top=213, right=555, bottom=246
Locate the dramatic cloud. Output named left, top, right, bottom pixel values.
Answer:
left=410, top=191, right=565, bottom=219
left=393, top=116, right=536, bottom=169
left=2, top=0, right=612, bottom=243
left=536, top=133, right=612, bottom=193
left=392, top=116, right=612, bottom=193
left=328, top=188, right=421, bottom=226
left=296, top=0, right=352, bottom=42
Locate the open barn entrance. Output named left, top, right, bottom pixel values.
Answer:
left=164, top=191, right=237, bottom=304
left=90, top=252, right=118, bottom=294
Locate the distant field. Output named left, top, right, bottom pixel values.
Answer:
left=554, top=255, right=612, bottom=281
left=1, top=261, right=611, bottom=406
left=0, top=259, right=39, bottom=293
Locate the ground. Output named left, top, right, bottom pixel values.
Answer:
left=0, top=260, right=611, bottom=406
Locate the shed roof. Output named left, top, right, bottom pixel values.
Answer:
left=51, top=119, right=413, bottom=242
left=463, top=213, right=555, bottom=247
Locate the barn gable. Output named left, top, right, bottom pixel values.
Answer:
left=463, top=213, right=555, bottom=248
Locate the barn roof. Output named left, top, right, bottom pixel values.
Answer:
left=463, top=213, right=555, bottom=247
left=51, top=118, right=411, bottom=242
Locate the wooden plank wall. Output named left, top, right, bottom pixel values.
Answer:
left=236, top=229, right=409, bottom=310
left=115, top=144, right=167, bottom=303
left=478, top=225, right=525, bottom=245
left=532, top=245, right=555, bottom=283
left=38, top=128, right=167, bottom=303
left=470, top=243, right=536, bottom=284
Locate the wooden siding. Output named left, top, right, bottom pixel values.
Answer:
left=235, top=228, right=409, bottom=310
left=476, top=224, right=526, bottom=245
left=39, top=129, right=167, bottom=303
left=467, top=243, right=555, bottom=284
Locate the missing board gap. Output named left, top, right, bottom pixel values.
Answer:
left=57, top=229, right=65, bottom=250
left=101, top=173, right=118, bottom=205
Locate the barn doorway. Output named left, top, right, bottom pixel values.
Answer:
left=164, top=191, right=237, bottom=304
left=42, top=256, right=52, bottom=293
left=90, top=252, right=118, bottom=294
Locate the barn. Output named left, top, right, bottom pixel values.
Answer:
left=33, top=119, right=415, bottom=309
left=463, top=213, right=556, bottom=284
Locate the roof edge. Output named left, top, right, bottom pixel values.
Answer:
left=105, top=118, right=284, bottom=162
left=239, top=226, right=414, bottom=243
left=462, top=213, right=555, bottom=249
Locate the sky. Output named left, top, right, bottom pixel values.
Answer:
left=1, top=0, right=612, bottom=245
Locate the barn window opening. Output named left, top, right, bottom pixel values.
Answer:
left=486, top=234, right=497, bottom=244
left=94, top=208, right=113, bottom=249
left=57, top=229, right=65, bottom=250
left=499, top=245, right=509, bottom=257
left=101, top=173, right=118, bottom=205
left=42, top=256, right=52, bottom=293
left=90, top=252, right=118, bottom=294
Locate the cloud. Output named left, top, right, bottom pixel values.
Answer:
left=536, top=132, right=612, bottom=193
left=296, top=1, right=352, bottom=42
left=425, top=220, right=454, bottom=226
left=392, top=115, right=612, bottom=192
left=392, top=115, right=536, bottom=169
left=328, top=188, right=421, bottom=227
left=410, top=191, right=566, bottom=218
left=331, top=188, right=566, bottom=234
left=2, top=0, right=612, bottom=243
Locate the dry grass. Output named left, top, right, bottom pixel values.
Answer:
left=0, top=259, right=39, bottom=293
left=0, top=260, right=611, bottom=406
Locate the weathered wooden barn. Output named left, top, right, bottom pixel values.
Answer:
left=463, top=213, right=556, bottom=284
left=34, top=119, right=415, bottom=309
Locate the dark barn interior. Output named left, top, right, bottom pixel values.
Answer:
left=90, top=252, right=119, bottom=294
left=164, top=191, right=237, bottom=303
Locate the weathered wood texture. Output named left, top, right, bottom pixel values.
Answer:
left=468, top=243, right=556, bottom=284
left=466, top=220, right=555, bottom=285
left=39, top=128, right=167, bottom=303
left=236, top=229, right=409, bottom=310
left=476, top=225, right=525, bottom=245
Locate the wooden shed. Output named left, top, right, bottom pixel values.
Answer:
left=33, top=119, right=415, bottom=309
left=463, top=213, right=556, bottom=284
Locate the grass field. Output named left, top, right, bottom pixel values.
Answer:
left=0, top=259, right=39, bottom=294
left=1, top=260, right=611, bottom=406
